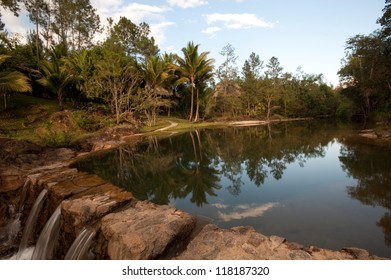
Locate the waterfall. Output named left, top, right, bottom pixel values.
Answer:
left=31, top=206, right=61, bottom=260
left=15, top=189, right=48, bottom=259
left=18, top=178, right=31, bottom=213
left=64, top=228, right=96, bottom=260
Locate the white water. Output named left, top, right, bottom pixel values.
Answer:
left=15, top=189, right=48, bottom=259
left=31, top=206, right=61, bottom=260
left=18, top=179, right=31, bottom=213
left=64, top=228, right=96, bottom=260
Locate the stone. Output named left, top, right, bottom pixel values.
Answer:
left=61, top=183, right=134, bottom=235
left=99, top=201, right=196, bottom=260
left=0, top=167, right=24, bottom=193
left=342, top=247, right=370, bottom=259
left=176, top=224, right=289, bottom=260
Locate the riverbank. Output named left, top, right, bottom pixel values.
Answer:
left=1, top=120, right=389, bottom=260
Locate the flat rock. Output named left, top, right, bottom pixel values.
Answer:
left=176, top=224, right=294, bottom=260
left=177, top=224, right=385, bottom=260
left=99, top=201, right=196, bottom=260
left=61, top=183, right=134, bottom=235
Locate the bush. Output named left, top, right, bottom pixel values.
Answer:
left=72, top=110, right=106, bottom=132
left=35, top=127, right=76, bottom=148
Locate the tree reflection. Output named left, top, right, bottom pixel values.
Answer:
left=339, top=137, right=391, bottom=248
left=72, top=121, right=339, bottom=207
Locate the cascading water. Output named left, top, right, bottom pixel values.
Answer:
left=31, top=206, right=61, bottom=260
left=15, top=189, right=48, bottom=260
left=64, top=228, right=96, bottom=260
left=18, top=179, right=31, bottom=213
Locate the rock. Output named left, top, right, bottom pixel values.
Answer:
left=0, top=167, right=24, bottom=193
left=342, top=247, right=370, bottom=259
left=176, top=224, right=301, bottom=260
left=288, top=250, right=312, bottom=260
left=61, top=183, right=134, bottom=235
left=99, top=201, right=196, bottom=260
left=59, top=182, right=134, bottom=259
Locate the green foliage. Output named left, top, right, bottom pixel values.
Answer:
left=338, top=1, right=391, bottom=121
left=36, top=126, right=76, bottom=147
left=72, top=110, right=107, bottom=132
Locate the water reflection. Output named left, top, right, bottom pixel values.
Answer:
left=72, top=121, right=391, bottom=257
left=74, top=122, right=332, bottom=206
left=339, top=137, right=391, bottom=247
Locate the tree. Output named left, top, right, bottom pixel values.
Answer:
left=241, top=52, right=263, bottom=116
left=171, top=42, right=214, bottom=122
left=216, top=44, right=239, bottom=96
left=23, top=0, right=50, bottom=61
left=37, top=53, right=73, bottom=108
left=264, top=56, right=283, bottom=119
left=50, top=0, right=100, bottom=50
left=88, top=41, right=141, bottom=124
left=378, top=0, right=391, bottom=39
left=0, top=55, right=31, bottom=109
left=139, top=55, right=173, bottom=126
left=108, top=17, right=158, bottom=63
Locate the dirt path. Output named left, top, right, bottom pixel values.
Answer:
left=154, top=121, right=178, bottom=132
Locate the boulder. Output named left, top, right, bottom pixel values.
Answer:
left=98, top=201, right=196, bottom=260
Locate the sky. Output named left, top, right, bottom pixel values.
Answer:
left=1, top=0, right=386, bottom=86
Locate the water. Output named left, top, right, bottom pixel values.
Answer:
left=31, top=206, right=61, bottom=260
left=64, top=228, right=96, bottom=260
left=15, top=189, right=48, bottom=259
left=72, top=121, right=391, bottom=258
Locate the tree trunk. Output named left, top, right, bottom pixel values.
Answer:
left=194, top=87, right=200, bottom=122
left=189, top=81, right=194, bottom=121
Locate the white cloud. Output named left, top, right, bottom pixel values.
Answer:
left=204, top=13, right=273, bottom=30
left=0, top=8, right=31, bottom=37
left=150, top=21, right=175, bottom=45
left=167, top=0, right=208, bottom=9
left=216, top=202, right=279, bottom=222
left=201, top=26, right=222, bottom=35
left=90, top=1, right=172, bottom=46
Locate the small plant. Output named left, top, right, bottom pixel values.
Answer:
left=35, top=127, right=76, bottom=148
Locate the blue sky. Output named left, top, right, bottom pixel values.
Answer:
left=1, top=0, right=386, bottom=85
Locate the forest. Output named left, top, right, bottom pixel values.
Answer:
left=0, top=0, right=390, bottom=139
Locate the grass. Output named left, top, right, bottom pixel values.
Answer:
left=139, top=116, right=226, bottom=134
left=0, top=94, right=113, bottom=147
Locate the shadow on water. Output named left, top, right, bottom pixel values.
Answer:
left=71, top=120, right=391, bottom=257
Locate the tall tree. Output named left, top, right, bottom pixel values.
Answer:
left=217, top=44, right=238, bottom=96
left=50, top=0, right=100, bottom=50
left=264, top=56, right=283, bottom=120
left=171, top=42, right=214, bottom=122
left=139, top=55, right=173, bottom=126
left=108, top=17, right=158, bottom=63
left=241, top=52, right=263, bottom=116
left=23, top=0, right=50, bottom=61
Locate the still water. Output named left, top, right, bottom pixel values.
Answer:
left=72, top=121, right=391, bottom=258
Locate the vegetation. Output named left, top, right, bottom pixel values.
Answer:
left=0, top=0, right=389, bottom=147
left=338, top=0, right=391, bottom=122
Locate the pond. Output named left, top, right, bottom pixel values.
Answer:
left=72, top=121, right=391, bottom=258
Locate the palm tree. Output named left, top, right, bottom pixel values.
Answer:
left=171, top=42, right=214, bottom=122
left=141, top=55, right=173, bottom=125
left=37, top=56, right=73, bottom=108
left=0, top=55, right=32, bottom=110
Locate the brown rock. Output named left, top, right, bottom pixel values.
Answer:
left=0, top=167, right=24, bottom=193
left=99, top=201, right=196, bottom=260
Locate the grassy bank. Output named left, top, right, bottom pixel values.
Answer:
left=0, top=94, right=114, bottom=147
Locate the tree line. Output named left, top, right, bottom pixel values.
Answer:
left=0, top=0, right=389, bottom=125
